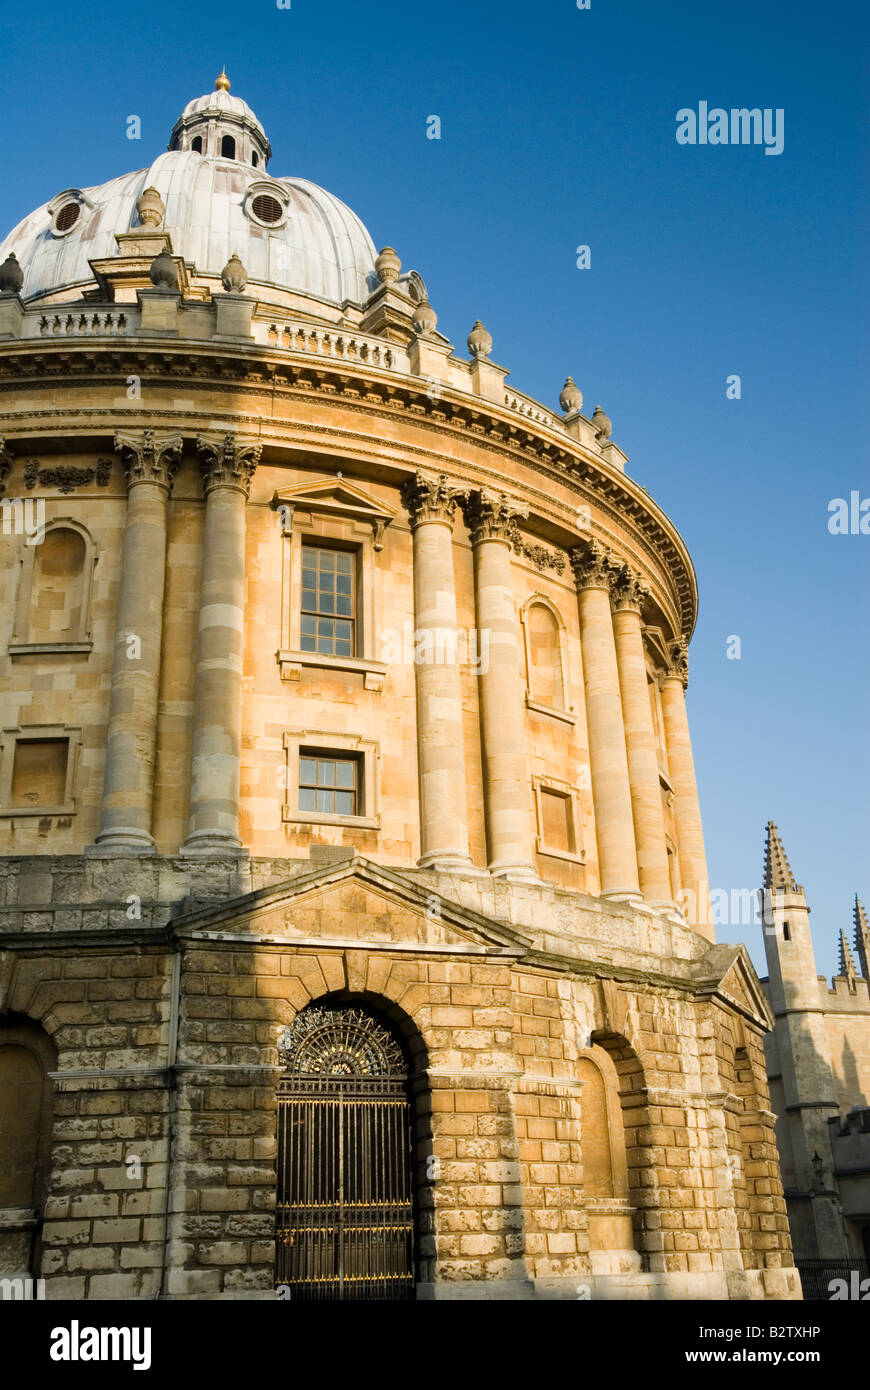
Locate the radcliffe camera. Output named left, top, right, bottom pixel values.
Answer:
left=0, top=0, right=865, bottom=1367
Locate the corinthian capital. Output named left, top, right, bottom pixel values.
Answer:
left=570, top=540, right=621, bottom=592
left=401, top=470, right=468, bottom=529
left=0, top=436, right=12, bottom=496
left=196, top=433, right=261, bottom=497
left=114, top=429, right=183, bottom=490
left=462, top=488, right=528, bottom=546
left=610, top=562, right=651, bottom=612
left=665, top=636, right=690, bottom=688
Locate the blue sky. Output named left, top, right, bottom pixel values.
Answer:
left=2, top=0, right=866, bottom=978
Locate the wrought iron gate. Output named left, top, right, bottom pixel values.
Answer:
left=276, top=1003, right=415, bottom=1300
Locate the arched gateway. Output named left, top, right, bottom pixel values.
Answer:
left=275, top=1002, right=416, bottom=1300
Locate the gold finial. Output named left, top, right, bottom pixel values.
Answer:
left=215, top=68, right=230, bottom=92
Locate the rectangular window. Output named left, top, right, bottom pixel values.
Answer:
left=300, top=546, right=355, bottom=657
left=299, top=752, right=359, bottom=817
left=540, top=787, right=573, bottom=854
left=11, top=739, right=69, bottom=808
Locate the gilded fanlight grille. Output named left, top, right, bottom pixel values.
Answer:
left=276, top=1005, right=415, bottom=1300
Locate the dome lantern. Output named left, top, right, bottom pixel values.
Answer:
left=167, top=73, right=272, bottom=169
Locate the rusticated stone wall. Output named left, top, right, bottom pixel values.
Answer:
left=0, top=852, right=799, bottom=1301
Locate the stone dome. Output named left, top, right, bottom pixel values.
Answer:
left=0, top=76, right=379, bottom=309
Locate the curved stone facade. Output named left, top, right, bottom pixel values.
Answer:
left=0, top=78, right=798, bottom=1300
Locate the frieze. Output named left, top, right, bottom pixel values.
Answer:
left=0, top=345, right=695, bottom=633
left=514, top=537, right=566, bottom=574
left=23, top=458, right=113, bottom=493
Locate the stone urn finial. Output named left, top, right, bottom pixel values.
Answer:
left=412, top=297, right=437, bottom=337
left=221, top=252, right=248, bottom=293
left=467, top=320, right=493, bottom=359
left=559, top=376, right=583, bottom=415
left=592, top=403, right=612, bottom=443
left=375, top=246, right=401, bottom=285
left=0, top=252, right=24, bottom=294
left=149, top=248, right=178, bottom=290
left=137, top=187, right=165, bottom=228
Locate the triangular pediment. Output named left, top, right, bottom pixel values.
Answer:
left=696, top=944, right=774, bottom=1030
left=171, top=856, right=529, bottom=957
left=272, top=477, right=396, bottom=524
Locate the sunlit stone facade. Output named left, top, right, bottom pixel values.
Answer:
left=0, top=78, right=798, bottom=1300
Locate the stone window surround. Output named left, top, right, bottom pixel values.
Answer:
left=519, top=594, right=576, bottom=725
left=0, top=724, right=82, bottom=817
left=532, top=773, right=585, bottom=864
left=274, top=492, right=390, bottom=693
left=9, top=516, right=98, bottom=655
left=281, top=729, right=380, bottom=831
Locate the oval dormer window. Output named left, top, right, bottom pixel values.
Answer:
left=53, top=202, right=81, bottom=235
left=250, top=193, right=283, bottom=225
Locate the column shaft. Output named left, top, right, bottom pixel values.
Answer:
left=660, top=642, right=712, bottom=936
left=611, top=583, right=672, bottom=904
left=182, top=436, right=259, bottom=854
left=465, top=491, right=534, bottom=878
left=93, top=432, right=180, bottom=852
left=572, top=545, right=640, bottom=898
left=404, top=474, right=472, bottom=869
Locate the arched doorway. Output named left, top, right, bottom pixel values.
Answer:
left=275, top=1001, right=416, bottom=1300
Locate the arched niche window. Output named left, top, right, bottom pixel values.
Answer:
left=578, top=1043, right=639, bottom=1267
left=520, top=596, right=573, bottom=719
left=221, top=134, right=236, bottom=159
left=10, top=519, right=97, bottom=654
left=191, top=135, right=203, bottom=154
left=0, top=1017, right=56, bottom=1279
left=251, top=151, right=259, bottom=167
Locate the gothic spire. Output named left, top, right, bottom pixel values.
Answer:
left=763, top=821, right=802, bottom=893
left=854, top=895, right=870, bottom=980
left=838, top=929, right=858, bottom=986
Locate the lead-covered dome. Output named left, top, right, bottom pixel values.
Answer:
left=0, top=74, right=378, bottom=309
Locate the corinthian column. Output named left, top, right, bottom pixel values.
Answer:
left=181, top=434, right=260, bottom=855
left=571, top=543, right=640, bottom=899
left=660, top=638, right=712, bottom=937
left=611, top=567, right=672, bottom=905
left=463, top=489, right=535, bottom=879
left=92, top=430, right=182, bottom=853
left=402, top=472, right=473, bottom=870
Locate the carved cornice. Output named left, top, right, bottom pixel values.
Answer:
left=196, top=432, right=261, bottom=497
left=665, top=636, right=689, bottom=688
left=570, top=540, right=622, bottom=592
left=462, top=488, right=528, bottom=546
left=610, top=562, right=651, bottom=612
left=114, top=429, right=182, bottom=490
left=401, top=470, right=468, bottom=529
left=0, top=436, right=11, bottom=496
